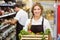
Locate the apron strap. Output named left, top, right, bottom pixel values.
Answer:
left=42, top=17, right=44, bottom=26
left=42, top=17, right=44, bottom=33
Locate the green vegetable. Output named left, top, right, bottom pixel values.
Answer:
left=40, top=32, right=44, bottom=35
left=19, top=29, right=50, bottom=40
left=31, top=32, right=35, bottom=35
left=19, top=30, right=31, bottom=39
left=19, top=30, right=30, bottom=35
left=45, top=29, right=50, bottom=35
left=40, top=29, right=51, bottom=40
left=41, top=36, right=46, bottom=40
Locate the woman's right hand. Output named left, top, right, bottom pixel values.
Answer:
left=3, top=19, right=9, bottom=24
left=3, top=19, right=11, bottom=24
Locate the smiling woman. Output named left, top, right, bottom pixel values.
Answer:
left=31, top=2, right=43, bottom=16
left=23, top=2, right=53, bottom=39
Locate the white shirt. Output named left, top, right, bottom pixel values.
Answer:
left=14, top=9, right=28, bottom=26
left=23, top=16, right=53, bottom=37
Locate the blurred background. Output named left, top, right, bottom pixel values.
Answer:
left=0, top=0, right=60, bottom=40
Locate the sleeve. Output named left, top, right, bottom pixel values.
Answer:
left=14, top=12, right=22, bottom=21
left=23, top=19, right=30, bottom=31
left=44, top=19, right=53, bottom=37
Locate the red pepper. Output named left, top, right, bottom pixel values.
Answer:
left=28, top=30, right=32, bottom=32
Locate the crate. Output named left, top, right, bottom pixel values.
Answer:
left=20, top=35, right=48, bottom=40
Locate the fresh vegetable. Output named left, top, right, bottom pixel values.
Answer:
left=40, top=29, right=50, bottom=40
left=40, top=32, right=44, bottom=35
left=19, top=30, right=35, bottom=35
left=19, top=29, right=51, bottom=40
left=45, top=29, right=50, bottom=35
left=19, top=30, right=30, bottom=35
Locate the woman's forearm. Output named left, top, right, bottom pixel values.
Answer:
left=9, top=19, right=17, bottom=25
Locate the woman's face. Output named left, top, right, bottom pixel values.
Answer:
left=33, top=5, right=41, bottom=17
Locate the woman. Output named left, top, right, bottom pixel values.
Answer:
left=23, top=2, right=53, bottom=38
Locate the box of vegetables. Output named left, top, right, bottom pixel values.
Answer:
left=19, top=29, right=52, bottom=40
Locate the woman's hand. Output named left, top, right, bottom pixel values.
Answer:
left=3, top=19, right=11, bottom=24
left=36, top=33, right=40, bottom=35
left=3, top=19, right=9, bottom=24
left=27, top=23, right=31, bottom=31
left=8, top=20, right=12, bottom=23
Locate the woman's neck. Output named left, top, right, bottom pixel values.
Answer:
left=34, top=15, right=41, bottom=21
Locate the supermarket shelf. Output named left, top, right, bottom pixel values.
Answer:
left=2, top=25, right=16, bottom=38
left=0, top=12, right=16, bottom=19
left=6, top=31, right=16, bottom=40
left=0, top=3, right=16, bottom=40
left=0, top=37, right=2, bottom=40
left=0, top=3, right=15, bottom=7
left=0, top=24, right=10, bottom=30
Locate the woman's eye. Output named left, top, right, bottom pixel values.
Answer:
left=34, top=9, right=36, bottom=10
left=38, top=8, right=40, bottom=10
left=34, top=8, right=40, bottom=10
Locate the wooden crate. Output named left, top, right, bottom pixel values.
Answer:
left=20, top=35, right=48, bottom=40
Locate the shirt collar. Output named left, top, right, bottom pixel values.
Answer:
left=32, top=16, right=43, bottom=22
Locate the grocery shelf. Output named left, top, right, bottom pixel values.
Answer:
left=1, top=25, right=16, bottom=38
left=5, top=31, right=16, bottom=40
left=0, top=24, right=10, bottom=30
left=0, top=2, right=16, bottom=40
left=0, top=3, right=15, bottom=7
left=0, top=36, right=2, bottom=40
left=0, top=12, right=16, bottom=19
left=0, top=12, right=16, bottom=40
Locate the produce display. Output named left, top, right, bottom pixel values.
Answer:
left=19, top=29, right=50, bottom=40
left=19, top=29, right=50, bottom=35
left=0, top=3, right=16, bottom=40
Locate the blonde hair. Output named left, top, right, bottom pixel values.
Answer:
left=28, top=16, right=33, bottom=31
